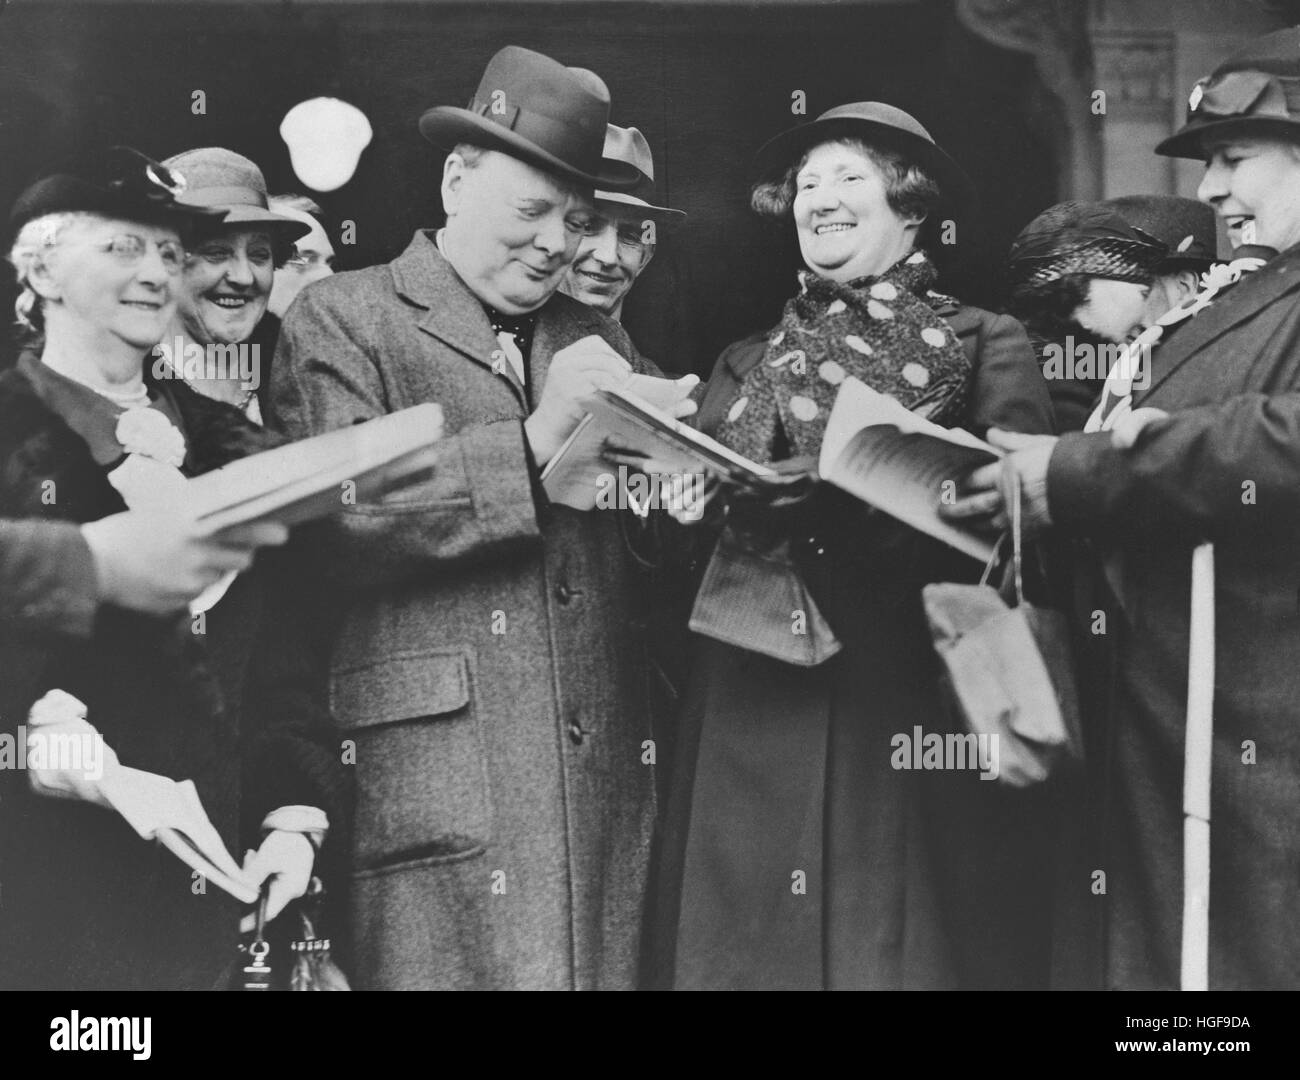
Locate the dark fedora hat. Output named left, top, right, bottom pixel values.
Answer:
left=1100, top=195, right=1220, bottom=271
left=593, top=124, right=686, bottom=225
left=752, top=101, right=977, bottom=216
left=9, top=145, right=223, bottom=238
left=419, top=45, right=641, bottom=191
left=1157, top=27, right=1300, bottom=159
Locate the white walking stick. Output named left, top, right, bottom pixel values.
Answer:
left=1181, top=541, right=1215, bottom=990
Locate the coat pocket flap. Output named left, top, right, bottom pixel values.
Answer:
left=331, top=649, right=470, bottom=729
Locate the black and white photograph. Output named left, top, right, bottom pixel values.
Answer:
left=0, top=0, right=1295, bottom=1036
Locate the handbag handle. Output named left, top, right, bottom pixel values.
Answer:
left=977, top=472, right=1024, bottom=605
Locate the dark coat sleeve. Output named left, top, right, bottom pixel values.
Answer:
left=950, top=308, right=1055, bottom=438
left=1048, top=393, right=1300, bottom=542
left=239, top=545, right=353, bottom=856
left=0, top=519, right=98, bottom=638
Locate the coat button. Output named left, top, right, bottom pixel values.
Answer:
left=568, top=720, right=585, bottom=745
left=555, top=582, right=583, bottom=605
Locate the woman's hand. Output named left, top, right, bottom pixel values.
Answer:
left=240, top=830, right=315, bottom=930
left=939, top=428, right=1058, bottom=535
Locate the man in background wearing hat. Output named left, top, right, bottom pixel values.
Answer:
left=947, top=27, right=1300, bottom=990
left=560, top=123, right=685, bottom=327
left=1101, top=194, right=1221, bottom=330
left=270, top=45, right=694, bottom=990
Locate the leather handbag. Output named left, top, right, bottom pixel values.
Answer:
left=920, top=481, right=1081, bottom=787
left=689, top=522, right=842, bottom=667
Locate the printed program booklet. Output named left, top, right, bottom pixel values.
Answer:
left=186, top=403, right=445, bottom=532
left=818, top=376, right=1000, bottom=562
left=541, top=387, right=774, bottom=510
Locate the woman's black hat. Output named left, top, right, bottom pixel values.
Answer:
left=9, top=146, right=222, bottom=238
left=1007, top=201, right=1168, bottom=290
left=1157, top=27, right=1300, bottom=160
left=752, top=101, right=977, bottom=217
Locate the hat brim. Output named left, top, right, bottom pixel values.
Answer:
left=189, top=204, right=311, bottom=243
left=8, top=176, right=224, bottom=238
left=594, top=191, right=686, bottom=224
left=1156, top=115, right=1300, bottom=159
left=752, top=115, right=977, bottom=218
left=418, top=107, right=642, bottom=191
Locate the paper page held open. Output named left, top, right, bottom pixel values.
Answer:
left=819, top=377, right=1001, bottom=563
left=543, top=387, right=772, bottom=511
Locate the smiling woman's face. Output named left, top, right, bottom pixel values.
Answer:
left=1198, top=136, right=1300, bottom=253
left=177, top=227, right=274, bottom=345
left=41, top=214, right=182, bottom=351
left=793, top=141, right=920, bottom=282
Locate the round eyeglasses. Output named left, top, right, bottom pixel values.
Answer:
left=98, top=234, right=186, bottom=274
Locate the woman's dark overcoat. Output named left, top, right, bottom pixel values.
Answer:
left=0, top=354, right=342, bottom=990
left=651, top=298, right=1058, bottom=990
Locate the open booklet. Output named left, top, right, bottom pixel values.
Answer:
left=542, top=387, right=774, bottom=511
left=818, top=377, right=1000, bottom=562
left=541, top=375, right=997, bottom=561
left=184, top=402, right=445, bottom=533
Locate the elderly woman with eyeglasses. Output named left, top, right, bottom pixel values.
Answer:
left=0, top=148, right=342, bottom=990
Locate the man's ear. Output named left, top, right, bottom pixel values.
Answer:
left=441, top=153, right=467, bottom=218
left=1175, top=269, right=1201, bottom=302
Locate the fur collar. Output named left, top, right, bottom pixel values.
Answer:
left=0, top=353, right=282, bottom=524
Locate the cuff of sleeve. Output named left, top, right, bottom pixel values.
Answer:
left=25, top=524, right=101, bottom=637
left=1046, top=430, right=1129, bottom=535
left=262, top=804, right=329, bottom=850
left=462, top=420, right=542, bottom=539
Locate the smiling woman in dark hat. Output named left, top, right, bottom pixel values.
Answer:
left=945, top=27, right=1300, bottom=990
left=0, top=147, right=341, bottom=990
left=650, top=103, right=1054, bottom=990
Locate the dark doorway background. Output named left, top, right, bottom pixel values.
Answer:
left=0, top=0, right=1058, bottom=375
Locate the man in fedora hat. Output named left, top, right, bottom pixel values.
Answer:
left=1101, top=194, right=1221, bottom=330
left=946, top=27, right=1300, bottom=990
left=560, top=124, right=685, bottom=325
left=269, top=45, right=694, bottom=990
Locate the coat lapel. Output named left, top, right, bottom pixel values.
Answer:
left=391, top=230, right=529, bottom=411
left=1138, top=253, right=1300, bottom=403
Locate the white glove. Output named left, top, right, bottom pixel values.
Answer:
left=25, top=689, right=119, bottom=808
left=240, top=830, right=316, bottom=930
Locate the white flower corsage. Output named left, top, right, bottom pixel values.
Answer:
left=115, top=407, right=187, bottom=468
left=105, top=408, right=235, bottom=615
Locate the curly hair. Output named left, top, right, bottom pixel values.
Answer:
left=7, top=211, right=92, bottom=337
left=750, top=137, right=944, bottom=234
left=1006, top=273, right=1095, bottom=340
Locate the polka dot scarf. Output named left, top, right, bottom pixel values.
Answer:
left=716, top=250, right=973, bottom=463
